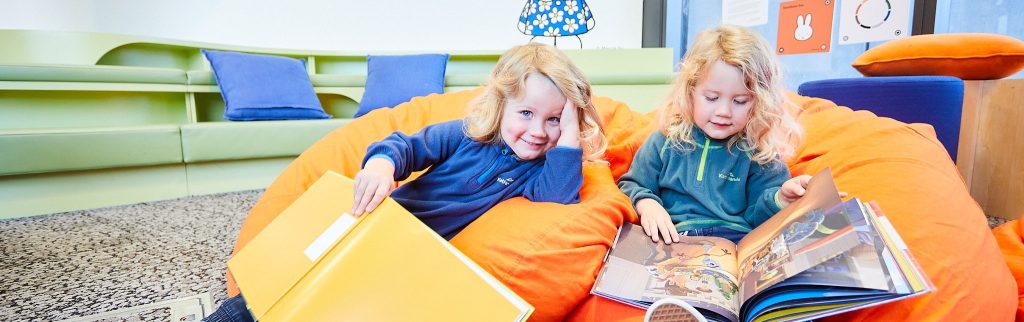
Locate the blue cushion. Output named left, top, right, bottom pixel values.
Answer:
left=201, top=49, right=330, bottom=121
left=797, top=76, right=964, bottom=161
left=355, top=53, right=449, bottom=117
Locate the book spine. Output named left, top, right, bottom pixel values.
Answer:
left=603, top=225, right=626, bottom=263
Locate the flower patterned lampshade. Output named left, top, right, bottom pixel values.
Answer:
left=518, top=0, right=595, bottom=46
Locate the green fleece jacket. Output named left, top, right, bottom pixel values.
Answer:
left=617, top=128, right=789, bottom=233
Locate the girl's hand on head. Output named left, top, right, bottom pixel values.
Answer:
left=636, top=198, right=680, bottom=244
left=556, top=99, right=580, bottom=148
left=351, top=157, right=396, bottom=217
left=777, top=174, right=812, bottom=207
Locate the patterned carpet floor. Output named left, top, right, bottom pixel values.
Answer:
left=0, top=189, right=1013, bottom=321
left=0, top=190, right=260, bottom=321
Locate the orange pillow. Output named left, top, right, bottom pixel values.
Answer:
left=852, top=33, right=1024, bottom=80
left=565, top=91, right=1018, bottom=321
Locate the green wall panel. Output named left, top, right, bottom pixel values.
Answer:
left=0, top=91, right=188, bottom=130
left=592, top=84, right=674, bottom=113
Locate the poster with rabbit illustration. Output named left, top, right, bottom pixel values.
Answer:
left=838, top=0, right=910, bottom=44
left=776, top=0, right=834, bottom=55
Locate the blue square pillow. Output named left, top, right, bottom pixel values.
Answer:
left=201, top=49, right=331, bottom=121
left=355, top=53, right=449, bottom=117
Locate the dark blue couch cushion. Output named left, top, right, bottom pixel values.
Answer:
left=798, top=76, right=964, bottom=161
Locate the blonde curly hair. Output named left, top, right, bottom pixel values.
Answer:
left=464, top=42, right=607, bottom=162
left=658, top=25, right=802, bottom=164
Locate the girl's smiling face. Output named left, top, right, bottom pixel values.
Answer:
left=500, top=73, right=566, bottom=160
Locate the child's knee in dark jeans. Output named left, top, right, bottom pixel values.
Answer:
left=680, top=226, right=747, bottom=244
left=202, top=296, right=254, bottom=322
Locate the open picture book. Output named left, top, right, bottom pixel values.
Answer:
left=591, top=169, right=932, bottom=322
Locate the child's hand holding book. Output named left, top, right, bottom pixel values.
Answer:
left=777, top=174, right=848, bottom=207
left=352, top=157, right=396, bottom=216
left=776, top=175, right=812, bottom=207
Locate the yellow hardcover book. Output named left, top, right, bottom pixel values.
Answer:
left=228, top=171, right=533, bottom=322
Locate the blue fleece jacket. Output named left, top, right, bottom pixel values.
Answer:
left=362, top=120, right=583, bottom=239
left=617, top=128, right=789, bottom=233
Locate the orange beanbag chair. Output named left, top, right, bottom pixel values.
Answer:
left=564, top=91, right=1018, bottom=321
left=227, top=88, right=650, bottom=321
left=993, top=219, right=1024, bottom=320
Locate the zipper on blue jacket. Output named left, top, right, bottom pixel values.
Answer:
left=476, top=148, right=510, bottom=184
left=697, top=137, right=710, bottom=182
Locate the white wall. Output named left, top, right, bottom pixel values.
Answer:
left=0, top=0, right=642, bottom=51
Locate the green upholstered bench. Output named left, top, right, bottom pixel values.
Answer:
left=0, top=30, right=676, bottom=218
left=0, top=125, right=182, bottom=176
left=180, top=119, right=350, bottom=163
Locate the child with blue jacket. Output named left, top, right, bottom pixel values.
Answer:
left=203, top=42, right=607, bottom=322
left=618, top=25, right=810, bottom=247
left=350, top=42, right=608, bottom=239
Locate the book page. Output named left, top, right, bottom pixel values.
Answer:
left=734, top=169, right=866, bottom=302
left=774, top=200, right=894, bottom=291
left=775, top=200, right=925, bottom=294
left=866, top=202, right=933, bottom=294
left=593, top=223, right=742, bottom=322
left=750, top=201, right=934, bottom=322
left=736, top=169, right=842, bottom=259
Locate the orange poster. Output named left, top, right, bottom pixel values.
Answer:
left=776, top=0, right=835, bottom=55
